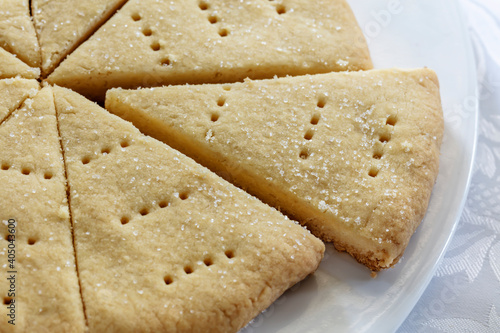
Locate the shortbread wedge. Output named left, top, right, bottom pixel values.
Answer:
left=32, top=0, right=128, bottom=76
left=0, top=0, right=41, bottom=68
left=0, top=87, right=85, bottom=332
left=106, top=68, right=444, bottom=271
left=54, top=86, right=324, bottom=332
left=0, top=47, right=40, bottom=80
left=0, top=77, right=39, bottom=124
left=49, top=0, right=372, bottom=101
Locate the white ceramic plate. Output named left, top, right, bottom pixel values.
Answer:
left=241, top=0, right=478, bottom=332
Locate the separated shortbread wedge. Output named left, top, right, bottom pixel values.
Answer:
left=0, top=0, right=41, bottom=68
left=106, top=68, right=444, bottom=271
left=49, top=0, right=372, bottom=101
left=0, top=48, right=40, bottom=80
left=54, top=86, right=324, bottom=332
left=0, top=77, right=39, bottom=124
left=0, top=87, right=86, bottom=332
left=32, top=0, right=128, bottom=76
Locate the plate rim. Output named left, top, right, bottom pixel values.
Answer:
left=367, top=0, right=480, bottom=331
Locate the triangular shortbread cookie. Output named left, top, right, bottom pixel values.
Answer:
left=0, top=0, right=41, bottom=68
left=106, top=68, right=444, bottom=271
left=48, top=0, right=372, bottom=101
left=0, top=87, right=85, bottom=331
left=0, top=47, right=40, bottom=80
left=55, top=86, right=324, bottom=332
left=32, top=0, right=128, bottom=76
left=0, top=77, right=39, bottom=124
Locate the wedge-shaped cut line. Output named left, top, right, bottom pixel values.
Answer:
left=0, top=87, right=85, bottom=331
left=54, top=86, right=324, bottom=332
left=0, top=77, right=39, bottom=125
left=106, top=68, right=444, bottom=271
left=32, top=0, right=128, bottom=76
left=0, top=0, right=41, bottom=67
left=48, top=0, right=372, bottom=101
left=0, top=47, right=40, bottom=80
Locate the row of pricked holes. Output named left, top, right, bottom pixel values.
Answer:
left=368, top=114, right=398, bottom=177
left=79, top=138, right=190, bottom=224
left=198, top=1, right=229, bottom=37
left=299, top=97, right=325, bottom=160
left=81, top=139, right=130, bottom=165
left=163, top=249, right=235, bottom=285
left=209, top=90, right=230, bottom=122
left=120, top=191, right=189, bottom=225
left=131, top=13, right=172, bottom=66
left=1, top=163, right=53, bottom=180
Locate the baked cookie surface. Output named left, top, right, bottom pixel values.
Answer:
left=0, top=77, right=39, bottom=124
left=0, top=48, right=40, bottom=80
left=55, top=86, right=324, bottom=332
left=0, top=0, right=41, bottom=68
left=106, top=68, right=444, bottom=271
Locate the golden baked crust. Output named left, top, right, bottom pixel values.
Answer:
left=0, top=48, right=40, bottom=80
left=0, top=77, right=39, bottom=124
left=0, top=87, right=85, bottom=332
left=48, top=0, right=372, bottom=101
left=106, top=68, right=444, bottom=271
left=0, top=0, right=41, bottom=68
left=32, top=0, right=128, bottom=76
left=55, top=86, right=324, bottom=332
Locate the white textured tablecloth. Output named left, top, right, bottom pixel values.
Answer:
left=398, top=0, right=500, bottom=331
